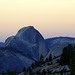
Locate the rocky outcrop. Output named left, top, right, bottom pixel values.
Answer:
left=0, top=26, right=48, bottom=73
left=4, top=26, right=48, bottom=60
left=18, top=57, right=70, bottom=75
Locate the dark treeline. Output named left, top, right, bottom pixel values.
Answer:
left=60, top=44, right=75, bottom=75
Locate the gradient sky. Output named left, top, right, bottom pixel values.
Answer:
left=0, top=0, right=75, bottom=42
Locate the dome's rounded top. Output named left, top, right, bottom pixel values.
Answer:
left=18, top=26, right=34, bottom=32
left=16, top=26, right=34, bottom=36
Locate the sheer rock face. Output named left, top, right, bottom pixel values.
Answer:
left=4, top=26, right=48, bottom=60
left=0, top=26, right=48, bottom=73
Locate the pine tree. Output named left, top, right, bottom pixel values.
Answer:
left=49, top=54, right=52, bottom=61
left=67, top=44, right=73, bottom=64
left=60, top=47, right=68, bottom=65
left=60, top=44, right=73, bottom=65
left=35, top=61, right=39, bottom=67
left=70, top=52, right=75, bottom=75
left=31, top=63, right=35, bottom=69
left=7, top=69, right=11, bottom=74
left=53, top=56, right=56, bottom=59
left=23, top=67, right=26, bottom=72
left=2, top=71, right=5, bottom=75
left=13, top=71, right=17, bottom=75
left=27, top=66, right=31, bottom=72
left=40, top=54, right=44, bottom=64
left=36, top=70, right=41, bottom=75
left=42, top=69, right=46, bottom=75
left=45, top=58, right=49, bottom=62
left=27, top=66, right=32, bottom=75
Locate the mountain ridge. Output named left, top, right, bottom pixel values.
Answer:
left=0, top=26, right=75, bottom=74
left=0, top=26, right=48, bottom=73
left=45, top=36, right=75, bottom=51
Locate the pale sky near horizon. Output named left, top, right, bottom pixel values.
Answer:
left=0, top=0, right=75, bottom=42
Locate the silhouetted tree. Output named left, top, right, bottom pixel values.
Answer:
left=45, top=58, right=49, bottom=62
left=23, top=66, right=26, bottom=72
left=42, top=69, right=46, bottom=75
left=49, top=54, right=52, bottom=61
left=1, top=71, right=5, bottom=75
left=27, top=66, right=32, bottom=75
left=36, top=70, right=41, bottom=75
left=53, top=56, right=56, bottom=59
left=35, top=61, right=39, bottom=67
left=12, top=71, right=17, bottom=75
left=60, top=44, right=73, bottom=65
left=40, top=54, right=44, bottom=64
left=67, top=44, right=73, bottom=64
left=7, top=69, right=11, bottom=74
left=60, top=47, right=67, bottom=65
left=70, top=52, right=75, bottom=75
left=31, top=63, right=35, bottom=69
left=27, top=66, right=31, bottom=72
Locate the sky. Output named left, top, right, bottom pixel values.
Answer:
left=0, top=0, right=75, bottom=42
